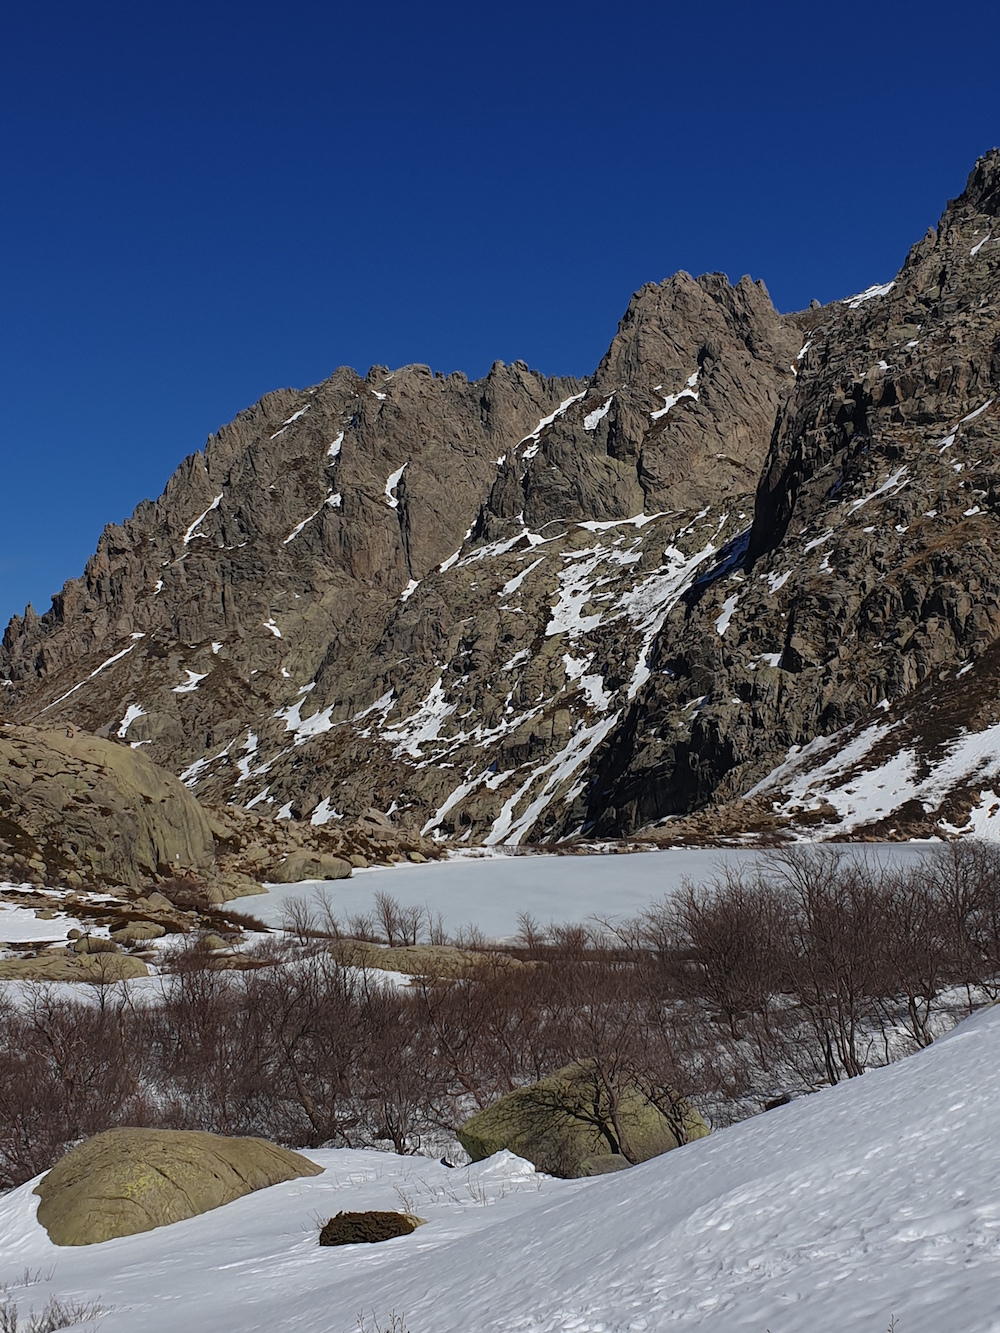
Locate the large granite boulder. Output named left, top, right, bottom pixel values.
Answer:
left=0, top=724, right=215, bottom=887
left=457, top=1060, right=709, bottom=1178
left=269, top=850, right=351, bottom=882
left=34, top=1128, right=323, bottom=1245
left=0, top=952, right=149, bottom=983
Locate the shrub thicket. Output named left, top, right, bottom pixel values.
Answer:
left=2, top=842, right=998, bottom=1189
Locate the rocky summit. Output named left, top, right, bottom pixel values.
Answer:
left=4, top=153, right=1000, bottom=859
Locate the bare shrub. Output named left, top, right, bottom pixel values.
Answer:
left=0, top=1296, right=105, bottom=1333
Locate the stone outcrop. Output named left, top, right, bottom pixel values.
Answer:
left=5, top=154, right=1000, bottom=846
left=583, top=149, right=1000, bottom=838
left=33, top=1127, right=323, bottom=1245
left=0, top=951, right=148, bottom=983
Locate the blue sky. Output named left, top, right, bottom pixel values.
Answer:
left=2, top=0, right=998, bottom=629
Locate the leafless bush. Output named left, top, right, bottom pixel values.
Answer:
left=0, top=1296, right=105, bottom=1333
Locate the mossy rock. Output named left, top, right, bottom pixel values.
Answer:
left=0, top=724, right=216, bottom=887
left=0, top=952, right=149, bottom=983
left=34, top=1128, right=323, bottom=1245
left=457, top=1059, right=709, bottom=1178
left=270, top=851, right=352, bottom=883
left=319, top=1210, right=423, bottom=1246
left=110, top=920, right=167, bottom=943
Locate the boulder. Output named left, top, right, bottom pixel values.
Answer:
left=329, top=938, right=526, bottom=979
left=34, top=1128, right=324, bottom=1245
left=111, top=920, right=166, bottom=943
left=0, top=724, right=215, bottom=887
left=579, top=1154, right=631, bottom=1176
left=318, top=1210, right=424, bottom=1246
left=0, top=952, right=148, bottom=983
left=269, top=851, right=352, bottom=883
left=457, top=1060, right=709, bottom=1178
left=70, top=934, right=118, bottom=954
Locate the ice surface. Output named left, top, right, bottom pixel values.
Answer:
left=263, top=618, right=282, bottom=638
left=42, top=639, right=143, bottom=712
left=172, top=670, right=208, bottom=694
left=327, top=432, right=344, bottom=459
left=846, top=465, right=909, bottom=514
left=0, top=903, right=92, bottom=944
left=714, top=593, right=739, bottom=635
left=501, top=556, right=545, bottom=596
left=115, top=703, right=145, bottom=737
left=310, top=797, right=342, bottom=826
left=962, top=398, right=994, bottom=422
left=750, top=712, right=1000, bottom=836
left=383, top=677, right=454, bottom=758
left=283, top=491, right=340, bottom=544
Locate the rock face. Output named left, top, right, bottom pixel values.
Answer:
left=587, top=149, right=1000, bottom=840
left=33, top=1127, right=323, bottom=1245
left=456, top=1061, right=708, bottom=1178
left=5, top=153, right=1000, bottom=845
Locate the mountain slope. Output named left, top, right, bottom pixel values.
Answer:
left=3, top=153, right=1000, bottom=845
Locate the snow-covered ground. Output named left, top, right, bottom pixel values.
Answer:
left=2, top=1003, right=999, bottom=1332
left=231, top=844, right=936, bottom=939
left=0, top=903, right=92, bottom=944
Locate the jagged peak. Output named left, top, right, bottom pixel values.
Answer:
left=952, top=147, right=1000, bottom=218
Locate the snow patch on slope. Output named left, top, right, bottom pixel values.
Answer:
left=182, top=494, right=222, bottom=545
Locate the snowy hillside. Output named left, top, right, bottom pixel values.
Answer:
left=2, top=1004, right=999, bottom=1333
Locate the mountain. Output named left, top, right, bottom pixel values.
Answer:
left=3, top=153, right=1000, bottom=848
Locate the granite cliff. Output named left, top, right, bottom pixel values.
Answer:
left=4, top=153, right=1000, bottom=857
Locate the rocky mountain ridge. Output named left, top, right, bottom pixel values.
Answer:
left=4, top=152, right=1000, bottom=852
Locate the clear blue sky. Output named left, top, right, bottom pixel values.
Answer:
left=2, top=0, right=998, bottom=629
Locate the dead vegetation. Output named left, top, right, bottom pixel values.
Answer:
left=1, top=843, right=998, bottom=1190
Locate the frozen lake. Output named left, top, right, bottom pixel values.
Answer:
left=231, top=842, right=939, bottom=941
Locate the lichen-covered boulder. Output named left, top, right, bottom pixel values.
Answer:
left=269, top=850, right=351, bottom=882
left=329, top=938, right=525, bottom=979
left=0, top=724, right=215, bottom=887
left=34, top=1128, right=323, bottom=1245
left=0, top=952, right=149, bottom=983
left=457, top=1060, right=708, bottom=1178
